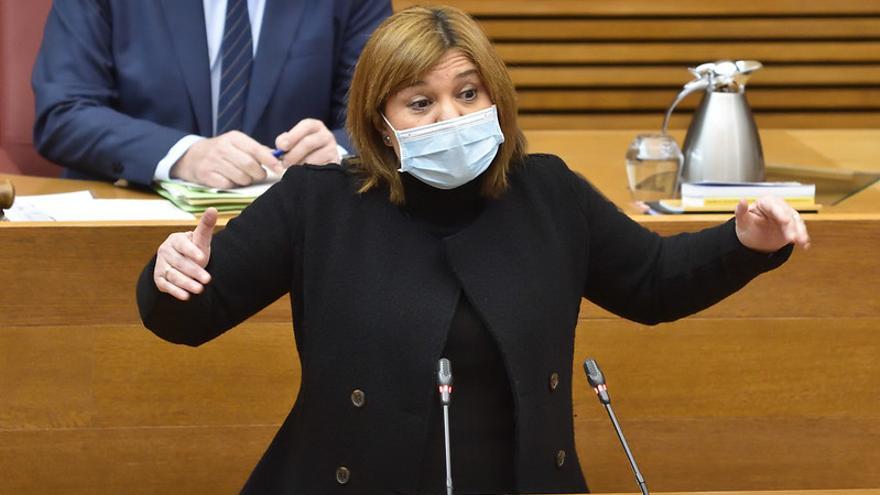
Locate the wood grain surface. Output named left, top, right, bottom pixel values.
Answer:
left=2, top=129, right=878, bottom=494
left=392, top=0, right=880, bottom=129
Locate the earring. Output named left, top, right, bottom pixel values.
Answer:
left=382, top=135, right=392, bottom=146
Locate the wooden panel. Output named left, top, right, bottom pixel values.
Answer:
left=4, top=318, right=874, bottom=426
left=2, top=318, right=876, bottom=429
left=0, top=426, right=272, bottom=495
left=509, top=65, right=880, bottom=87
left=574, top=418, right=880, bottom=492
left=571, top=317, right=880, bottom=418
left=90, top=323, right=298, bottom=427
left=3, top=130, right=879, bottom=326
left=0, top=223, right=291, bottom=327
left=0, top=323, right=298, bottom=429
left=2, top=318, right=877, bottom=493
left=395, top=0, right=880, bottom=129
left=1, top=421, right=875, bottom=494
left=1, top=209, right=877, bottom=326
left=517, top=88, right=880, bottom=111
left=497, top=42, right=880, bottom=64
left=2, top=136, right=879, bottom=494
left=393, top=0, right=880, bottom=16
left=518, top=112, right=880, bottom=130
left=573, top=317, right=880, bottom=491
left=481, top=18, right=880, bottom=40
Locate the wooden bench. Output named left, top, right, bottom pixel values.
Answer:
left=393, top=0, right=880, bottom=129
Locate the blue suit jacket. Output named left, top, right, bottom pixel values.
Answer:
left=32, top=0, right=391, bottom=185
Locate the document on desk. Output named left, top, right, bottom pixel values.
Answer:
left=154, top=167, right=281, bottom=214
left=4, top=191, right=195, bottom=221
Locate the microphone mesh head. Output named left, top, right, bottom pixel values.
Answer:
left=438, top=358, right=452, bottom=385
left=584, top=359, right=598, bottom=376
left=583, top=358, right=605, bottom=387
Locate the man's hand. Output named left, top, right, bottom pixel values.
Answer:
left=171, top=131, right=282, bottom=188
left=274, top=118, right=340, bottom=167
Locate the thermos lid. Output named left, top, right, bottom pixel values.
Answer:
left=690, top=60, right=762, bottom=93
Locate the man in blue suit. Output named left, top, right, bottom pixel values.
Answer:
left=32, top=0, right=391, bottom=188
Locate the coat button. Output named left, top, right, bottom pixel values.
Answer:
left=555, top=449, right=566, bottom=469
left=350, top=389, right=366, bottom=408
left=549, top=372, right=560, bottom=391
left=335, top=466, right=350, bottom=485
left=111, top=163, right=124, bottom=175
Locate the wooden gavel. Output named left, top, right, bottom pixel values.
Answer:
left=0, top=178, right=15, bottom=210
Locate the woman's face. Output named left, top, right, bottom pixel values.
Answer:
left=381, top=49, right=493, bottom=158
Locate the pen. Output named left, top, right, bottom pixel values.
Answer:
left=272, top=148, right=285, bottom=159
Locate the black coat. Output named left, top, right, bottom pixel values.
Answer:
left=137, top=154, right=790, bottom=494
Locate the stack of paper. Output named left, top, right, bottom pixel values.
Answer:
left=681, top=181, right=816, bottom=209
left=4, top=191, right=196, bottom=221
left=651, top=181, right=818, bottom=214
left=155, top=179, right=277, bottom=214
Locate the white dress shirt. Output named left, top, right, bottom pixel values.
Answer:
left=154, top=0, right=266, bottom=181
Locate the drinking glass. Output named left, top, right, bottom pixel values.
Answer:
left=625, top=134, right=683, bottom=202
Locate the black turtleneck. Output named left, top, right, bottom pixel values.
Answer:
left=399, top=171, right=485, bottom=237
left=402, top=173, right=516, bottom=495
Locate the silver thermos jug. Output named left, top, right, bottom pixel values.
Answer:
left=663, top=60, right=765, bottom=184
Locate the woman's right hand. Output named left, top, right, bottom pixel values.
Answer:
left=154, top=208, right=218, bottom=301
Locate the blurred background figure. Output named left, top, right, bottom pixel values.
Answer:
left=32, top=0, right=391, bottom=188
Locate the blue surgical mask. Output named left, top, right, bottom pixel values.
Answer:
left=383, top=105, right=505, bottom=189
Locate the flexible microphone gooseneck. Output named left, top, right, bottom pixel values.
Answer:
left=437, top=358, right=454, bottom=495
left=583, top=358, right=649, bottom=495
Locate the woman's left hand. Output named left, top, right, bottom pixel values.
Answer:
left=735, top=196, right=811, bottom=253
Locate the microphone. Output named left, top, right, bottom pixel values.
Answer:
left=584, top=358, right=610, bottom=404
left=437, top=358, right=454, bottom=495
left=438, top=357, right=453, bottom=405
left=583, top=358, right=649, bottom=495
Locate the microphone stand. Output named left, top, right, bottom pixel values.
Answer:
left=603, top=400, right=648, bottom=495
left=443, top=400, right=452, bottom=495
left=437, top=358, right=454, bottom=495
left=584, top=358, right=649, bottom=495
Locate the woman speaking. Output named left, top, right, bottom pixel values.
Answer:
left=137, top=5, right=810, bottom=494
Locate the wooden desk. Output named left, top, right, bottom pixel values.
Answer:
left=1, top=130, right=878, bottom=494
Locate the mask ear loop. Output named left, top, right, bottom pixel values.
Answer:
left=380, top=115, right=407, bottom=169
left=380, top=115, right=398, bottom=149
left=381, top=114, right=398, bottom=133
left=381, top=114, right=400, bottom=147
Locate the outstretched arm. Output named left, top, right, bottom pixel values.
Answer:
left=137, top=171, right=302, bottom=346
left=572, top=165, right=802, bottom=324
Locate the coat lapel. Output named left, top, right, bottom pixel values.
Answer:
left=242, top=0, right=309, bottom=134
left=158, top=0, right=213, bottom=136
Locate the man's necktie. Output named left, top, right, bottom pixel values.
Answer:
left=216, top=0, right=252, bottom=135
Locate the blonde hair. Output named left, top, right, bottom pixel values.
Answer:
left=346, top=5, right=527, bottom=204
